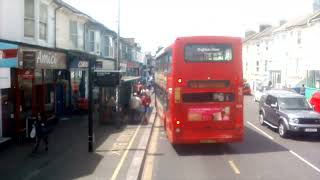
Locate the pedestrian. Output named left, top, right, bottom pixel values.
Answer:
left=141, top=89, right=151, bottom=125
left=300, top=84, right=306, bottom=96
left=266, top=81, right=272, bottom=90
left=134, top=81, right=143, bottom=95
left=32, top=112, right=49, bottom=153
left=129, top=93, right=142, bottom=122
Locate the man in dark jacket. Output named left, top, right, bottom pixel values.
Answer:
left=32, top=112, right=49, bottom=153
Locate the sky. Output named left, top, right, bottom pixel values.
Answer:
left=64, top=0, right=313, bottom=53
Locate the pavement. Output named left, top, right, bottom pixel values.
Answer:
left=141, top=96, right=320, bottom=180
left=0, top=106, right=156, bottom=180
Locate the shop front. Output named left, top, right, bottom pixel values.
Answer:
left=68, top=51, right=96, bottom=113
left=0, top=42, right=17, bottom=141
left=14, top=46, right=66, bottom=136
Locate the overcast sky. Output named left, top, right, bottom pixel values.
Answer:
left=64, top=0, right=313, bottom=52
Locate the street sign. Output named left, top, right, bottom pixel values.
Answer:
left=94, top=72, right=121, bottom=87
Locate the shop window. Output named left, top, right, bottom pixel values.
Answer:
left=39, top=3, right=48, bottom=40
left=89, top=30, right=95, bottom=52
left=102, top=35, right=113, bottom=58
left=297, top=31, right=301, bottom=44
left=70, top=21, right=78, bottom=48
left=308, top=70, right=320, bottom=88
left=265, top=60, right=268, bottom=72
left=24, top=0, right=35, bottom=38
left=45, top=84, right=54, bottom=113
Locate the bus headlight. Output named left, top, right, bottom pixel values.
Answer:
left=289, top=118, right=299, bottom=124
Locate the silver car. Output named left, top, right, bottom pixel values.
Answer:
left=259, top=90, right=320, bottom=138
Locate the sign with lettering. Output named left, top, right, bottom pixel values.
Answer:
left=94, top=72, right=121, bottom=87
left=19, top=47, right=66, bottom=69
left=35, top=50, right=66, bottom=69
left=78, top=61, right=89, bottom=68
left=69, top=58, right=90, bottom=69
left=22, top=51, right=36, bottom=69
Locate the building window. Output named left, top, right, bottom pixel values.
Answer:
left=102, top=35, right=110, bottom=57
left=70, top=21, right=78, bottom=48
left=297, top=31, right=301, bottom=44
left=246, top=62, right=248, bottom=71
left=256, top=61, right=259, bottom=72
left=265, top=60, right=268, bottom=72
left=24, top=0, right=35, bottom=38
left=39, top=3, right=48, bottom=40
left=88, top=31, right=95, bottom=52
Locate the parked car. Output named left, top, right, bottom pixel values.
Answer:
left=259, top=90, right=320, bottom=138
left=243, top=83, right=251, bottom=95
left=254, top=85, right=268, bottom=102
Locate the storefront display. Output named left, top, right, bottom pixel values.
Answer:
left=0, top=42, right=17, bottom=139
left=14, top=46, right=67, bottom=134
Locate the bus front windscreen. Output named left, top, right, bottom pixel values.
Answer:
left=184, top=44, right=233, bottom=62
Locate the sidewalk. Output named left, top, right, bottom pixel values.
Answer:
left=0, top=112, right=120, bottom=180
left=0, top=106, right=156, bottom=180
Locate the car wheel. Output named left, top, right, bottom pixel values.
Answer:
left=259, top=114, right=266, bottom=126
left=279, top=121, right=289, bottom=138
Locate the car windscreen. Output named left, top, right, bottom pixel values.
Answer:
left=278, top=97, right=312, bottom=110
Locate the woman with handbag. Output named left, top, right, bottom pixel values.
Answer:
left=32, top=112, right=49, bottom=153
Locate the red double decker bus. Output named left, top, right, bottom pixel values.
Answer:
left=154, top=36, right=243, bottom=144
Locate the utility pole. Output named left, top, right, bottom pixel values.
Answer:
left=116, top=0, right=120, bottom=71
left=115, top=0, right=121, bottom=116
left=88, top=57, right=94, bottom=152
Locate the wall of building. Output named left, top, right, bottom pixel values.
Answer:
left=56, top=8, right=86, bottom=50
left=0, top=0, right=57, bottom=48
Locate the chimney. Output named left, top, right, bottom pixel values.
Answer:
left=259, top=24, right=271, bottom=32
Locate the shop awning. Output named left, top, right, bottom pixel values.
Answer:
left=121, top=76, right=141, bottom=82
left=93, top=69, right=140, bottom=83
left=0, top=42, right=18, bottom=68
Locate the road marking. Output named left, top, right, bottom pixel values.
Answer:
left=290, top=150, right=320, bottom=173
left=141, top=117, right=161, bottom=180
left=247, top=121, right=274, bottom=140
left=110, top=124, right=141, bottom=180
left=126, top=109, right=156, bottom=180
left=228, top=160, right=240, bottom=174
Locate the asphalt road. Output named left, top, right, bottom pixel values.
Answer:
left=141, top=96, right=320, bottom=180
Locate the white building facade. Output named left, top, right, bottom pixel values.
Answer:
left=0, top=0, right=58, bottom=47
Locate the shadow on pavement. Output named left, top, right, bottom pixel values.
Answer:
left=173, top=126, right=289, bottom=156
left=0, top=114, right=120, bottom=180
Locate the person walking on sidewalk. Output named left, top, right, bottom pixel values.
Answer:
left=141, top=89, right=151, bottom=125
left=32, top=112, right=49, bottom=153
left=130, top=93, right=142, bottom=122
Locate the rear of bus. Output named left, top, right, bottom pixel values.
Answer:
left=168, top=36, right=243, bottom=144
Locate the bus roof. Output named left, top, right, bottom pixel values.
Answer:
left=155, top=45, right=173, bottom=59
left=175, top=36, right=242, bottom=41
